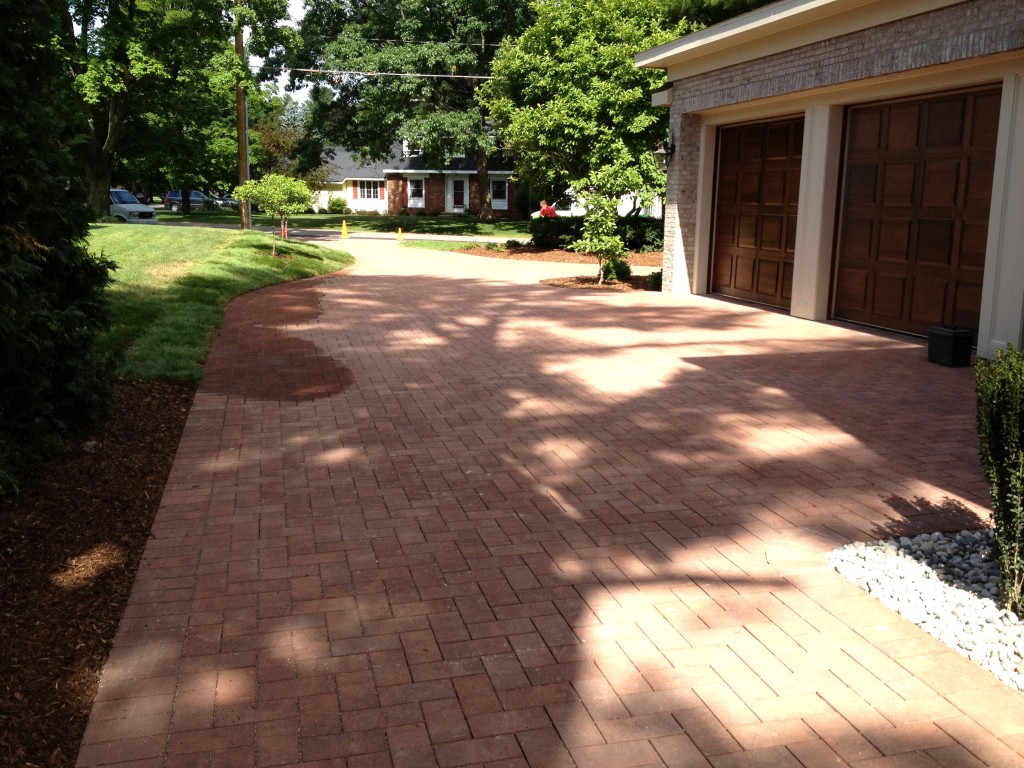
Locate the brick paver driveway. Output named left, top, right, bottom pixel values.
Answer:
left=77, top=237, right=1024, bottom=767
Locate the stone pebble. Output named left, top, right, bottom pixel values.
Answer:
left=826, top=528, right=1024, bottom=691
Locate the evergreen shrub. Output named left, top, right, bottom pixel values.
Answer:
left=976, top=343, right=1024, bottom=613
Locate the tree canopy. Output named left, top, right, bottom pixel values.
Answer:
left=58, top=0, right=294, bottom=216
left=292, top=0, right=534, bottom=219
left=478, top=0, right=695, bottom=207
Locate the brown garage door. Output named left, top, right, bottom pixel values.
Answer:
left=711, top=117, right=804, bottom=308
left=833, top=88, right=1001, bottom=336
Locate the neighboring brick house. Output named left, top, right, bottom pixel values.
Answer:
left=316, top=144, right=519, bottom=217
left=637, top=0, right=1024, bottom=358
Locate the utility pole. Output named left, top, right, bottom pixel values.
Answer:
left=235, top=11, right=251, bottom=230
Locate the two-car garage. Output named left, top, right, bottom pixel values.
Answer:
left=639, top=0, right=1024, bottom=358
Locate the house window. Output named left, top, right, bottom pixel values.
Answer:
left=356, top=180, right=381, bottom=199
left=491, top=179, right=508, bottom=210
left=408, top=178, right=425, bottom=208
left=402, top=140, right=422, bottom=158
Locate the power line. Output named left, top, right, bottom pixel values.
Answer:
left=260, top=64, right=493, bottom=80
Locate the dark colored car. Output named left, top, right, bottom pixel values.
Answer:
left=214, top=195, right=240, bottom=210
left=162, top=190, right=217, bottom=212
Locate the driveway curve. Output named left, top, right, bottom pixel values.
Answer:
left=77, top=235, right=1024, bottom=767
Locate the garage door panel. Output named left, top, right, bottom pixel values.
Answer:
left=965, top=157, right=994, bottom=208
left=926, top=99, right=966, bottom=147
left=960, top=222, right=989, bottom=270
left=883, top=162, right=917, bottom=206
left=849, top=109, right=882, bottom=151
left=873, top=274, right=907, bottom=319
left=836, top=268, right=869, bottom=312
left=922, top=160, right=960, bottom=207
left=888, top=104, right=921, bottom=150
left=972, top=92, right=1002, bottom=146
left=839, top=216, right=873, bottom=259
left=712, top=117, right=802, bottom=308
left=738, top=215, right=758, bottom=248
left=735, top=256, right=756, bottom=291
left=761, top=215, right=784, bottom=251
left=845, top=164, right=878, bottom=204
left=763, top=170, right=787, bottom=205
left=713, top=252, right=734, bottom=286
left=757, top=260, right=781, bottom=296
left=952, top=282, right=982, bottom=328
left=878, top=218, right=911, bottom=263
left=834, top=88, right=999, bottom=336
left=917, top=219, right=955, bottom=266
left=909, top=277, right=949, bottom=326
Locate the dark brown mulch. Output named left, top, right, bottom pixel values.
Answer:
left=459, top=242, right=664, bottom=268
left=0, top=380, right=194, bottom=768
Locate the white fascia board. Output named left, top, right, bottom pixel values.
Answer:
left=636, top=0, right=966, bottom=80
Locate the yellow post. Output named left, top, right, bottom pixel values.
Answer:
left=397, top=228, right=403, bottom=241
left=341, top=219, right=349, bottom=238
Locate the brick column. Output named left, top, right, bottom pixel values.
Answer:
left=663, top=107, right=701, bottom=294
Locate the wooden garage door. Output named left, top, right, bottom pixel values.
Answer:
left=711, top=117, right=804, bottom=308
left=833, top=88, right=1001, bottom=336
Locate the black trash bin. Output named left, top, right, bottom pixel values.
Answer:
left=927, top=325, right=973, bottom=367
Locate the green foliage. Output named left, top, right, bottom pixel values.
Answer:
left=61, top=0, right=295, bottom=214
left=663, top=0, right=776, bottom=26
left=617, top=217, right=664, bottom=252
left=647, top=270, right=663, bottom=291
left=530, top=217, right=585, bottom=249
left=479, top=0, right=694, bottom=203
left=568, top=195, right=628, bottom=284
left=1, top=1, right=114, bottom=496
left=92, top=225, right=354, bottom=382
left=976, top=344, right=1024, bottom=613
left=235, top=174, right=312, bottom=254
left=327, top=196, right=350, bottom=215
left=602, top=258, right=632, bottom=282
left=530, top=214, right=662, bottom=250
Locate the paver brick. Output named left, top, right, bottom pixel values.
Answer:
left=75, top=240, right=1021, bottom=768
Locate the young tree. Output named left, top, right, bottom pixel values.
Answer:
left=478, top=0, right=693, bottom=211
left=291, top=0, right=533, bottom=221
left=234, top=174, right=311, bottom=254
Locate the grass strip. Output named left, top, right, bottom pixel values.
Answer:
left=90, top=225, right=353, bottom=383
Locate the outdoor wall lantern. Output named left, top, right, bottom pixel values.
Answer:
left=654, top=135, right=676, bottom=170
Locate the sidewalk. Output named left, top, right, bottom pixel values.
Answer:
left=77, top=236, right=1024, bottom=767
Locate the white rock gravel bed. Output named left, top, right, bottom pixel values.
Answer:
left=826, top=528, right=1024, bottom=691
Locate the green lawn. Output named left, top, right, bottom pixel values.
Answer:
left=90, top=224, right=354, bottom=383
left=155, top=208, right=532, bottom=239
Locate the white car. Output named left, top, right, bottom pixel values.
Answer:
left=109, top=189, right=158, bottom=224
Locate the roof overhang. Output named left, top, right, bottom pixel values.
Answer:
left=636, top=0, right=967, bottom=82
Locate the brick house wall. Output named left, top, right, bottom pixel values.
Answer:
left=386, top=177, right=405, bottom=215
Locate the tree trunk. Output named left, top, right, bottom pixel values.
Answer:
left=475, top=148, right=494, bottom=223
left=84, top=89, right=130, bottom=219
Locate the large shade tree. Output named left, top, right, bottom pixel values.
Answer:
left=291, top=0, right=533, bottom=220
left=57, top=0, right=293, bottom=217
left=478, top=0, right=694, bottom=211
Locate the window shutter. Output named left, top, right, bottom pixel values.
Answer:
left=353, top=182, right=359, bottom=199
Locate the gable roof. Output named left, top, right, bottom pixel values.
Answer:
left=323, top=145, right=515, bottom=182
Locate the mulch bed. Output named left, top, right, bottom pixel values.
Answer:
left=460, top=243, right=663, bottom=291
left=0, top=380, right=194, bottom=767
left=0, top=243, right=662, bottom=766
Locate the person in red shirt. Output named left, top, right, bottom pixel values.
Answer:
left=538, top=200, right=557, bottom=218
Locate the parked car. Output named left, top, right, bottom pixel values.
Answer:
left=162, top=190, right=217, bottom=212
left=214, top=195, right=240, bottom=210
left=108, top=189, right=158, bottom=224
